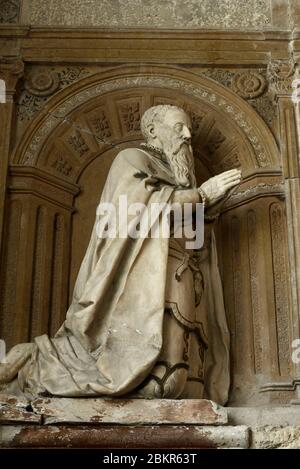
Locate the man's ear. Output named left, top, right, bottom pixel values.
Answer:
left=148, top=124, right=156, bottom=137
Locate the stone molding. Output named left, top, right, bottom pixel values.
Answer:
left=0, top=26, right=292, bottom=65
left=8, top=166, right=79, bottom=211
left=222, top=179, right=285, bottom=211
left=29, top=398, right=228, bottom=426
left=0, top=424, right=250, bottom=449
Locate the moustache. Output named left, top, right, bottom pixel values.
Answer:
left=171, top=140, right=192, bottom=155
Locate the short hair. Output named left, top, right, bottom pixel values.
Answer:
left=140, top=104, right=186, bottom=141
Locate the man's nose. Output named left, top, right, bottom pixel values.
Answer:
left=182, top=125, right=191, bottom=141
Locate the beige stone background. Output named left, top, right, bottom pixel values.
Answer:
left=26, top=0, right=272, bottom=29
left=1, top=0, right=300, bottom=448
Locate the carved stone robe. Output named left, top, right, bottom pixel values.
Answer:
left=0, top=148, right=230, bottom=404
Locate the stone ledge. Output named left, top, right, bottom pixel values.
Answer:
left=0, top=425, right=249, bottom=449
left=2, top=424, right=300, bottom=448
left=30, top=398, right=228, bottom=426
left=0, top=394, right=41, bottom=425
left=0, top=406, right=41, bottom=425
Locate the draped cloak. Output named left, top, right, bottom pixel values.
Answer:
left=3, top=148, right=230, bottom=405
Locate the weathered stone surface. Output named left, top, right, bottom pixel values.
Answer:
left=31, top=398, right=228, bottom=425
left=251, top=426, right=300, bottom=449
left=28, top=0, right=271, bottom=29
left=3, top=421, right=300, bottom=449
left=228, top=406, right=300, bottom=426
left=0, top=405, right=41, bottom=424
left=0, top=392, right=40, bottom=424
left=0, top=393, right=28, bottom=408
left=1, top=0, right=300, bottom=419
left=0, top=424, right=249, bottom=448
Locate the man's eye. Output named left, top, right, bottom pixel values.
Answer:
left=174, top=123, right=183, bottom=131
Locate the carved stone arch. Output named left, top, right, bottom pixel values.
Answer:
left=3, top=65, right=290, bottom=406
left=12, top=64, right=280, bottom=178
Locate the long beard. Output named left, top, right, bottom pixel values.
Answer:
left=165, top=142, right=196, bottom=188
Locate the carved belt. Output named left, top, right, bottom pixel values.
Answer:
left=168, top=238, right=204, bottom=308
left=168, top=238, right=200, bottom=281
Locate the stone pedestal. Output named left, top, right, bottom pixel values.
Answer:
left=2, top=397, right=300, bottom=448
left=0, top=397, right=250, bottom=449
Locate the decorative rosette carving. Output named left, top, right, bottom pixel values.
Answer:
left=25, top=69, right=60, bottom=97
left=232, top=72, right=267, bottom=99
left=0, top=0, right=21, bottom=24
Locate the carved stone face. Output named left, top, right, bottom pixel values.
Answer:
left=153, top=108, right=192, bottom=153
left=152, top=108, right=195, bottom=188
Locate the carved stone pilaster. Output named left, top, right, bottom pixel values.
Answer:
left=0, top=57, right=24, bottom=269
left=264, top=58, right=300, bottom=402
left=0, top=57, right=24, bottom=100
left=0, top=167, right=79, bottom=347
left=292, top=65, right=300, bottom=172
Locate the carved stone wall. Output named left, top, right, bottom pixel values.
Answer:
left=219, top=193, right=292, bottom=405
left=0, top=168, right=78, bottom=346
left=27, top=0, right=272, bottom=29
left=20, top=0, right=300, bottom=30
left=1, top=17, right=300, bottom=407
left=1, top=61, right=295, bottom=406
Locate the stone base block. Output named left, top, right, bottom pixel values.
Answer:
left=30, top=398, right=228, bottom=425
left=0, top=425, right=249, bottom=449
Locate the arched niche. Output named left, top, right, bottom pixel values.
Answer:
left=13, top=65, right=280, bottom=175
left=3, top=65, right=291, bottom=405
